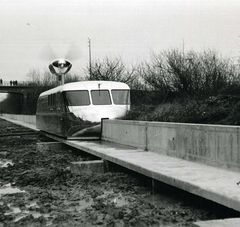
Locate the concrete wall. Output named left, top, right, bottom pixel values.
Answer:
left=1, top=114, right=36, bottom=125
left=102, top=120, right=240, bottom=171
left=102, top=120, right=147, bottom=150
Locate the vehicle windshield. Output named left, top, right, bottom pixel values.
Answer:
left=91, top=90, right=111, bottom=105
left=111, top=89, right=130, bottom=105
left=64, top=90, right=90, bottom=106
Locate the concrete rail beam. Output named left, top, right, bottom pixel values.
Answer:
left=102, top=120, right=147, bottom=150
left=102, top=120, right=240, bottom=171
left=1, top=114, right=36, bottom=125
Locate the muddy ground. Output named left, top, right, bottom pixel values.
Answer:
left=0, top=119, right=239, bottom=226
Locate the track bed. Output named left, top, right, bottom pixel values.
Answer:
left=0, top=119, right=238, bottom=226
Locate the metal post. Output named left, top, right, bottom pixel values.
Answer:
left=88, top=38, right=92, bottom=77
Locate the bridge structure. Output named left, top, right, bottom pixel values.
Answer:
left=0, top=84, right=51, bottom=114
left=0, top=85, right=37, bottom=93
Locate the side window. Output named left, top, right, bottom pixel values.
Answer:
left=111, top=90, right=130, bottom=105
left=52, top=94, right=56, bottom=106
left=48, top=95, right=50, bottom=106
left=38, top=96, right=48, bottom=112
left=47, top=94, right=56, bottom=108
left=64, top=91, right=90, bottom=106
left=55, top=93, right=64, bottom=111
left=59, top=93, right=66, bottom=112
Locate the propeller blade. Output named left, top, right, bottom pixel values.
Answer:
left=65, top=43, right=81, bottom=61
left=40, top=45, right=57, bottom=61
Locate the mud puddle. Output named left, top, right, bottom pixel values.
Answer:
left=4, top=201, right=52, bottom=225
left=0, top=158, right=24, bottom=197
left=0, top=159, right=13, bottom=168
left=0, top=183, right=25, bottom=196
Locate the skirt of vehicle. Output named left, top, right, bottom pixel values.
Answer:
left=36, top=81, right=130, bottom=138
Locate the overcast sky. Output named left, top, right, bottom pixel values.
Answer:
left=0, top=0, right=240, bottom=81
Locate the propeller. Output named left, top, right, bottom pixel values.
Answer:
left=40, top=43, right=81, bottom=62
left=40, top=43, right=81, bottom=84
left=39, top=44, right=57, bottom=61
left=65, top=43, right=81, bottom=61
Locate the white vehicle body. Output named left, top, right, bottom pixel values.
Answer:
left=36, top=81, right=130, bottom=138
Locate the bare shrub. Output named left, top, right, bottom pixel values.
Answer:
left=141, top=49, right=239, bottom=98
left=85, top=57, right=141, bottom=89
left=139, top=53, right=174, bottom=99
left=198, top=51, right=234, bottom=96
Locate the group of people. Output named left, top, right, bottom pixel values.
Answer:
left=10, top=80, right=18, bottom=86
left=0, top=79, right=18, bottom=86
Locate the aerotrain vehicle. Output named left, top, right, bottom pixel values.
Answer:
left=36, top=81, right=130, bottom=138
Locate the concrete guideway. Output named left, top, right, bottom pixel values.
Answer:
left=2, top=114, right=240, bottom=214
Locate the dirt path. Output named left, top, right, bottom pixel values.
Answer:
left=0, top=118, right=239, bottom=226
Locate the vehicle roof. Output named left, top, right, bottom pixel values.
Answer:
left=39, top=81, right=130, bottom=97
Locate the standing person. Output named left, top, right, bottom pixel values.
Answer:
left=0, top=79, right=2, bottom=85
left=10, top=80, right=12, bottom=86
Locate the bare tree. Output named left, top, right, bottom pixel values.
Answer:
left=25, top=69, right=42, bottom=86
left=141, top=49, right=239, bottom=98
left=85, top=57, right=140, bottom=88
left=65, top=72, right=85, bottom=83
left=140, top=53, right=172, bottom=91
left=25, top=69, right=84, bottom=86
